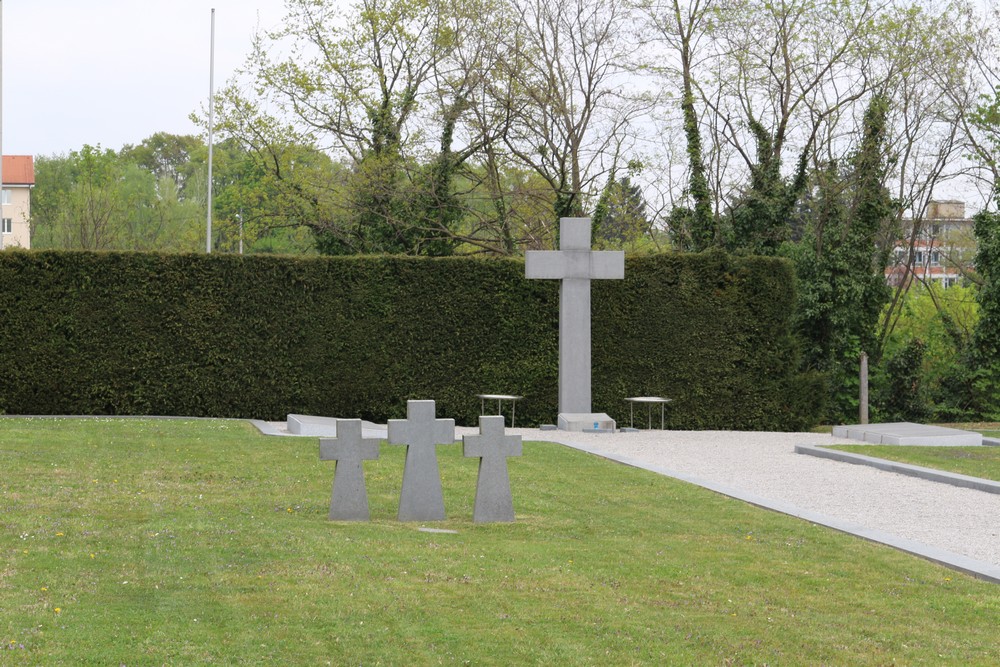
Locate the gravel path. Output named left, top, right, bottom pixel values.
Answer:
left=471, top=428, right=1000, bottom=568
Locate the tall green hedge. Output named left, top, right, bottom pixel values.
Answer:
left=0, top=249, right=823, bottom=429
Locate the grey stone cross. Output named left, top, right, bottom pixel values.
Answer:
left=525, top=217, right=625, bottom=415
left=388, top=400, right=456, bottom=521
left=463, top=415, right=522, bottom=523
left=319, top=419, right=381, bottom=521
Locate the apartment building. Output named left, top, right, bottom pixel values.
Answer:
left=885, top=200, right=975, bottom=288
left=1, top=155, right=35, bottom=250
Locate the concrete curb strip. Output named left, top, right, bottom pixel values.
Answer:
left=795, top=444, right=1000, bottom=495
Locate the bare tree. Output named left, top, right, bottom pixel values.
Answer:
left=498, top=0, right=654, bottom=244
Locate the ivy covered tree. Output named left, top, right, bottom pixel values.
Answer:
left=785, top=95, right=896, bottom=422
left=968, top=205, right=1000, bottom=417
left=725, top=122, right=809, bottom=256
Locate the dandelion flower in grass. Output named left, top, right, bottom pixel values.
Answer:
left=54, top=608, right=61, bottom=614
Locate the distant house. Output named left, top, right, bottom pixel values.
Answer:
left=885, top=200, right=975, bottom=289
left=1, top=155, right=35, bottom=250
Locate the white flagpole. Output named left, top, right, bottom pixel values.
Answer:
left=206, top=8, right=216, bottom=253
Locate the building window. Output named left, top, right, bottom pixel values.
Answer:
left=931, top=251, right=940, bottom=266
left=1, top=189, right=9, bottom=205
left=1, top=218, right=11, bottom=234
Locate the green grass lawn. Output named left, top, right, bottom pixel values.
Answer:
left=829, top=423, right=1000, bottom=482
left=2, top=418, right=1000, bottom=664
left=829, top=445, right=1000, bottom=482
left=940, top=423, right=1000, bottom=441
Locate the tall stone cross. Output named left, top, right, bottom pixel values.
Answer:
left=463, top=415, right=522, bottom=523
left=526, top=217, right=625, bottom=416
left=319, top=419, right=381, bottom=521
left=387, top=400, right=456, bottom=521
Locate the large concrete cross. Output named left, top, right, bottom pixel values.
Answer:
left=462, top=415, right=522, bottom=523
left=387, top=400, right=455, bottom=521
left=526, top=217, right=624, bottom=416
left=319, top=419, right=381, bottom=521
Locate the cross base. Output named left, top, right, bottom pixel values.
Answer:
left=557, top=412, right=616, bottom=432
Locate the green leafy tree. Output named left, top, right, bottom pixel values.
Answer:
left=31, top=143, right=205, bottom=252
left=877, top=282, right=978, bottom=420
left=31, top=146, right=144, bottom=250
left=212, top=0, right=485, bottom=255
left=120, top=133, right=205, bottom=195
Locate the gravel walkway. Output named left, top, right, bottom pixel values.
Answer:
left=473, top=428, right=1000, bottom=570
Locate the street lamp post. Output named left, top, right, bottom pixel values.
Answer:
left=206, top=8, right=216, bottom=254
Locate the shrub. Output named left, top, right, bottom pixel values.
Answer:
left=0, top=249, right=821, bottom=429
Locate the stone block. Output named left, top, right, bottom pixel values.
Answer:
left=558, top=412, right=616, bottom=432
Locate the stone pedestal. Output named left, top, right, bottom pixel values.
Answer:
left=557, top=412, right=616, bottom=433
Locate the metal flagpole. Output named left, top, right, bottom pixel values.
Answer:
left=206, top=8, right=216, bottom=253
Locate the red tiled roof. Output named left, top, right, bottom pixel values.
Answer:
left=2, top=155, right=35, bottom=185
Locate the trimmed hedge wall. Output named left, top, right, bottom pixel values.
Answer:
left=0, top=250, right=823, bottom=429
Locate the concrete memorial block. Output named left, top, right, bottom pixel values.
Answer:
left=832, top=422, right=983, bottom=446
left=388, top=400, right=456, bottom=521
left=463, top=415, right=522, bottom=523
left=319, top=419, right=381, bottom=521
left=525, top=217, right=624, bottom=427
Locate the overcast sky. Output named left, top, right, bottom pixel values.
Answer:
left=2, top=0, right=289, bottom=157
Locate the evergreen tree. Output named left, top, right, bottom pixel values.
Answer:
left=591, top=175, right=650, bottom=248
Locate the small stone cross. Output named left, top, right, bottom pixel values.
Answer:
left=525, top=217, right=624, bottom=415
left=463, top=415, right=522, bottom=523
left=319, top=419, right=381, bottom=521
left=388, top=400, right=456, bottom=521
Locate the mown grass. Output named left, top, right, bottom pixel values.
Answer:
left=829, top=445, right=1000, bottom=482
left=829, top=423, right=1000, bottom=482
left=939, top=422, right=1000, bottom=441
left=2, top=417, right=999, bottom=665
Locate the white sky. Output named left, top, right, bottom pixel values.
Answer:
left=2, top=0, right=289, bottom=157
